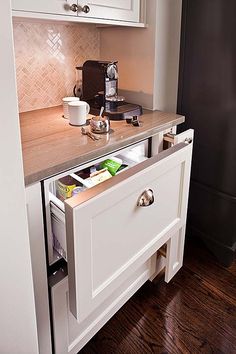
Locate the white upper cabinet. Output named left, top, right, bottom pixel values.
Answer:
left=77, top=1, right=140, bottom=22
left=12, top=0, right=145, bottom=26
left=11, top=0, right=76, bottom=17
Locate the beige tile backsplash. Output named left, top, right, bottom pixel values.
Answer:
left=13, top=21, right=100, bottom=112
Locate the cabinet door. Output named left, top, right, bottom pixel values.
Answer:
left=78, top=0, right=140, bottom=22
left=12, top=0, right=77, bottom=16
left=50, top=259, right=155, bottom=354
left=64, top=140, right=192, bottom=322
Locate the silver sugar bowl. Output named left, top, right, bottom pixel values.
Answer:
left=90, top=115, right=110, bottom=134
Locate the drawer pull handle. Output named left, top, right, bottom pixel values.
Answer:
left=82, top=5, right=90, bottom=13
left=70, top=3, right=78, bottom=12
left=184, top=137, right=193, bottom=144
left=137, top=189, right=154, bottom=207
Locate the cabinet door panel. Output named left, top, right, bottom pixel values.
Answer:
left=12, top=0, right=77, bottom=16
left=78, top=0, right=140, bottom=22
left=50, top=260, right=154, bottom=354
left=65, top=141, right=192, bottom=322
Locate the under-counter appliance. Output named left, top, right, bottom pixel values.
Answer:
left=41, top=126, right=194, bottom=353
left=178, top=0, right=236, bottom=266
left=75, top=60, right=143, bottom=120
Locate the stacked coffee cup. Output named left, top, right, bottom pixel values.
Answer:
left=62, top=97, right=90, bottom=126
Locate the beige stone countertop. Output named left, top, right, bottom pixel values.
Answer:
left=20, top=105, right=185, bottom=185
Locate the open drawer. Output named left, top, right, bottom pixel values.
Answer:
left=49, top=150, right=144, bottom=261
left=44, top=141, right=148, bottom=262
left=46, top=141, right=149, bottom=262
left=44, top=132, right=193, bottom=323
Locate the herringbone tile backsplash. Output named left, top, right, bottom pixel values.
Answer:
left=13, top=20, right=100, bottom=112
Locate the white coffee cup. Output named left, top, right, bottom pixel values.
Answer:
left=62, top=97, right=80, bottom=119
left=68, top=101, right=90, bottom=126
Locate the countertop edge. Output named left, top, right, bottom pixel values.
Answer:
left=24, top=116, right=184, bottom=186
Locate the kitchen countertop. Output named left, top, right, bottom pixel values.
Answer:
left=20, top=106, right=185, bottom=185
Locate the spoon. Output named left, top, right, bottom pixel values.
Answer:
left=81, top=127, right=100, bottom=141
left=99, top=106, right=104, bottom=117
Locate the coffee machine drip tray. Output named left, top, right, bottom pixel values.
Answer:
left=90, top=102, right=143, bottom=121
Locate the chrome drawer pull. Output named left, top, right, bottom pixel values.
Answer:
left=137, top=189, right=154, bottom=207
left=70, top=3, right=78, bottom=12
left=184, top=137, right=193, bottom=144
left=82, top=5, right=90, bottom=13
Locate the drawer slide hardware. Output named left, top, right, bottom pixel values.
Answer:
left=164, top=133, right=193, bottom=146
left=163, top=133, right=176, bottom=144
left=158, top=244, right=167, bottom=258
left=137, top=189, right=154, bottom=207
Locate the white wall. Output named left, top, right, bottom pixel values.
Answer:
left=100, top=0, right=182, bottom=112
left=100, top=0, right=157, bottom=109
left=154, top=0, right=182, bottom=112
left=0, top=1, right=38, bottom=353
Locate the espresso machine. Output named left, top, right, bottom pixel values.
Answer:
left=74, top=60, right=142, bottom=121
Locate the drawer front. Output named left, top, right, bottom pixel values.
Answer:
left=12, top=0, right=76, bottom=16
left=50, top=259, right=155, bottom=354
left=78, top=0, right=140, bottom=22
left=65, top=141, right=193, bottom=322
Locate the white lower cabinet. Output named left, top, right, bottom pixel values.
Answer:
left=44, top=131, right=193, bottom=353
left=50, top=257, right=156, bottom=354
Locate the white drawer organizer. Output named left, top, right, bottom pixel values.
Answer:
left=44, top=130, right=193, bottom=354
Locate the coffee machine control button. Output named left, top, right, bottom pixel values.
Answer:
left=109, top=88, right=116, bottom=96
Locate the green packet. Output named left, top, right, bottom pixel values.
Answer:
left=100, top=157, right=122, bottom=176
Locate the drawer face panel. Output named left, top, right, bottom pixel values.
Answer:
left=64, top=142, right=192, bottom=322
left=78, top=0, right=140, bottom=22
left=91, top=163, right=181, bottom=292
left=12, top=0, right=76, bottom=16
left=50, top=259, right=155, bottom=354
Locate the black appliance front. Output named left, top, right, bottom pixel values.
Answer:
left=80, top=60, right=142, bottom=120
left=178, top=0, right=236, bottom=266
left=82, top=60, right=117, bottom=107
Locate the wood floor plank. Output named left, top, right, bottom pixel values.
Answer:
left=80, top=239, right=236, bottom=354
left=184, top=241, right=236, bottom=302
left=141, top=282, right=236, bottom=354
left=170, top=268, right=236, bottom=334
left=227, top=261, right=236, bottom=277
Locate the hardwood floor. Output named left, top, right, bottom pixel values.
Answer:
left=80, top=238, right=236, bottom=354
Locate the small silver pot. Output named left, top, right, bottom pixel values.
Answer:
left=90, top=115, right=110, bottom=134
